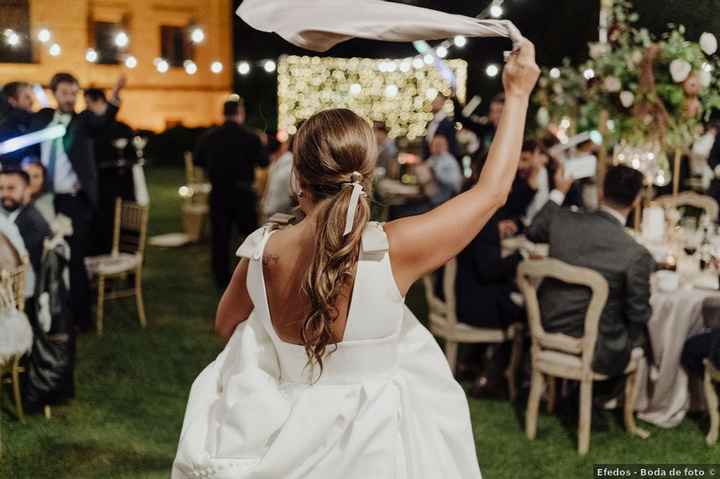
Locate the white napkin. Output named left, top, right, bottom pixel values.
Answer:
left=237, top=0, right=524, bottom=52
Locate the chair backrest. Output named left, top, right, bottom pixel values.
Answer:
left=654, top=192, right=719, bottom=220
left=422, top=258, right=458, bottom=326
left=0, top=258, right=27, bottom=313
left=111, top=199, right=150, bottom=258
left=517, top=259, right=609, bottom=374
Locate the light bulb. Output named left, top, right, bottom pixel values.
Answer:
left=436, top=46, right=448, bottom=59
left=190, top=27, right=205, bottom=44
left=125, top=55, right=138, bottom=69
left=184, top=60, right=197, bottom=75
left=490, top=4, right=503, bottom=18
left=114, top=31, right=129, bottom=48
left=37, top=28, right=51, bottom=43
left=49, top=43, right=61, bottom=56
left=454, top=36, right=467, bottom=48
left=210, top=61, right=223, bottom=74
left=486, top=64, right=500, bottom=78
left=85, top=48, right=98, bottom=63
left=155, top=58, right=169, bottom=73
left=237, top=61, right=251, bottom=75
left=550, top=67, right=561, bottom=79
left=264, top=60, right=276, bottom=73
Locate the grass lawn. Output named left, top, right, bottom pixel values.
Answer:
left=1, top=166, right=716, bottom=478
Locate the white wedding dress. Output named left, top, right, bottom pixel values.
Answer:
left=172, top=222, right=482, bottom=478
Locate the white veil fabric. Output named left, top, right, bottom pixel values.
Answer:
left=236, top=0, right=524, bottom=52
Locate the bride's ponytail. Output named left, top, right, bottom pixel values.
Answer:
left=292, top=109, right=376, bottom=375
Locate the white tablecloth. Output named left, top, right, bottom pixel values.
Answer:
left=636, top=286, right=716, bottom=427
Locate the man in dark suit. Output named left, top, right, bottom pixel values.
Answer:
left=0, top=169, right=51, bottom=281
left=422, top=92, right=458, bottom=160
left=0, top=81, right=35, bottom=167
left=681, top=329, right=720, bottom=374
left=29, top=72, right=126, bottom=332
left=194, top=98, right=269, bottom=289
left=527, top=165, right=655, bottom=377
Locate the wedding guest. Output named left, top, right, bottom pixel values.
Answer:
left=423, top=92, right=458, bottom=160
left=419, top=134, right=463, bottom=206
left=194, top=98, right=269, bottom=289
left=0, top=169, right=51, bottom=284
left=261, top=133, right=294, bottom=220
left=84, top=87, right=136, bottom=255
left=29, top=72, right=126, bottom=333
left=0, top=81, right=35, bottom=167
left=373, top=121, right=398, bottom=177
left=22, top=159, right=55, bottom=224
left=453, top=93, right=504, bottom=160
left=527, top=165, right=654, bottom=380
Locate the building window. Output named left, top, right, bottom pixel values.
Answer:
left=161, top=25, right=194, bottom=68
left=93, top=21, right=125, bottom=65
left=0, top=0, right=32, bottom=63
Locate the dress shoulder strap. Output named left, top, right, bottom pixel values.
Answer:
left=235, top=213, right=297, bottom=260
left=361, top=222, right=389, bottom=256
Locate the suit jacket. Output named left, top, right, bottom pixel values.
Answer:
left=29, top=103, right=119, bottom=207
left=194, top=122, right=269, bottom=206
left=455, top=177, right=536, bottom=328
left=15, top=204, right=51, bottom=280
left=0, top=105, right=34, bottom=167
left=712, top=329, right=720, bottom=369
left=527, top=202, right=655, bottom=376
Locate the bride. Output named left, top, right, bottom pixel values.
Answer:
left=172, top=40, right=539, bottom=479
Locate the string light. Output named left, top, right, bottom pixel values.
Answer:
left=184, top=60, right=198, bottom=75
left=85, top=48, right=98, bottom=63
left=37, top=28, right=51, bottom=43
left=385, top=84, right=399, bottom=97
left=486, top=64, right=500, bottom=78
left=436, top=46, right=448, bottom=58
left=583, top=68, right=596, bottom=80
left=423, top=54, right=434, bottom=65
left=114, top=31, right=129, bottom=48
left=48, top=43, right=61, bottom=56
left=237, top=61, right=251, bottom=75
left=190, top=27, right=205, bottom=44
left=125, top=55, right=138, bottom=69
left=412, top=57, right=425, bottom=69
left=210, top=60, right=223, bottom=74
left=350, top=83, right=362, bottom=95
left=549, top=67, right=561, bottom=79
left=454, top=36, right=467, bottom=48
left=4, top=30, right=20, bottom=47
left=263, top=60, right=277, bottom=73
left=155, top=57, right=169, bottom=73
left=490, top=4, right=504, bottom=18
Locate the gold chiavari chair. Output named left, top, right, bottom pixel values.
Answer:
left=86, top=199, right=149, bottom=335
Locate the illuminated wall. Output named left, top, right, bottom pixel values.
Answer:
left=277, top=55, right=467, bottom=140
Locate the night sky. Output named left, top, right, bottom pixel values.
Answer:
left=231, top=0, right=720, bottom=129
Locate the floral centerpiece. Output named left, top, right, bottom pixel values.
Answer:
left=533, top=0, right=720, bottom=186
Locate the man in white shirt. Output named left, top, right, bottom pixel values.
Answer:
left=29, top=72, right=125, bottom=332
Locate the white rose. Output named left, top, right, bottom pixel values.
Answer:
left=620, top=91, right=635, bottom=108
left=700, top=69, right=712, bottom=88
left=536, top=107, right=550, bottom=127
left=604, top=76, right=622, bottom=92
left=700, top=32, right=718, bottom=55
left=590, top=43, right=610, bottom=59
left=631, top=50, right=644, bottom=65
left=670, top=59, right=692, bottom=83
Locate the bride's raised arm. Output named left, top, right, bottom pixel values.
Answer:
left=384, top=39, right=540, bottom=296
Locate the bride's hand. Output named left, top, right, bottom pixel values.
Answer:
left=502, top=39, right=540, bottom=99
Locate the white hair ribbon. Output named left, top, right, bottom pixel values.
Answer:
left=343, top=175, right=365, bottom=236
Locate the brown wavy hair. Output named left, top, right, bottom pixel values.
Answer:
left=292, top=109, right=377, bottom=374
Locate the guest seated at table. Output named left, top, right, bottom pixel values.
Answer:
left=21, top=159, right=55, bottom=224
left=0, top=169, right=51, bottom=283
left=261, top=133, right=294, bottom=220
left=527, top=165, right=655, bottom=379
left=681, top=329, right=720, bottom=375
left=457, top=162, right=573, bottom=396
left=373, top=121, right=398, bottom=178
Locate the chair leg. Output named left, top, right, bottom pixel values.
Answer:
left=578, top=379, right=593, bottom=455
left=445, top=341, right=458, bottom=374
left=547, top=376, right=557, bottom=414
left=624, top=362, right=651, bottom=440
left=135, top=269, right=147, bottom=329
left=506, top=332, right=523, bottom=402
left=705, top=366, right=719, bottom=447
left=11, top=357, right=24, bottom=423
left=96, top=275, right=106, bottom=336
left=526, top=369, right=544, bottom=440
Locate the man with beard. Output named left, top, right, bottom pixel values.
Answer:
left=29, top=72, right=126, bottom=332
left=0, top=169, right=51, bottom=285
left=0, top=81, right=36, bottom=167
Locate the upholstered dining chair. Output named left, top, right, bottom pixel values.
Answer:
left=704, top=359, right=720, bottom=447
left=654, top=192, right=719, bottom=221
left=517, top=258, right=649, bottom=455
left=423, top=258, right=524, bottom=401
left=86, top=199, right=149, bottom=335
